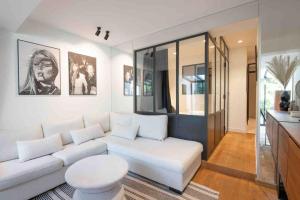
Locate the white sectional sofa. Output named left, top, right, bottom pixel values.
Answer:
left=0, top=112, right=203, bottom=200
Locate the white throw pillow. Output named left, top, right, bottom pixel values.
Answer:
left=133, top=114, right=168, bottom=141
left=42, top=117, right=84, bottom=145
left=70, top=124, right=105, bottom=145
left=111, top=124, right=139, bottom=140
left=84, top=112, right=110, bottom=132
left=110, top=112, right=133, bottom=130
left=0, top=126, right=43, bottom=162
left=17, top=134, right=63, bottom=162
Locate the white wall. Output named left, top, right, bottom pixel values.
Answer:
left=0, top=20, right=113, bottom=130
left=228, top=47, right=248, bottom=133
left=111, top=48, right=134, bottom=113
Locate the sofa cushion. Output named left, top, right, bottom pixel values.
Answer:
left=70, top=124, right=105, bottom=145
left=84, top=112, right=110, bottom=132
left=17, top=134, right=63, bottom=162
left=133, top=114, right=168, bottom=141
left=42, top=117, right=84, bottom=145
left=52, top=140, right=107, bottom=166
left=0, top=155, right=63, bottom=191
left=111, top=123, right=139, bottom=140
left=97, top=136, right=202, bottom=173
left=110, top=112, right=133, bottom=131
left=0, top=126, right=43, bottom=162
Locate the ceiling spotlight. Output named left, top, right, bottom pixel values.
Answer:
left=95, top=27, right=101, bottom=36
left=104, top=31, right=110, bottom=40
left=237, top=40, right=243, bottom=44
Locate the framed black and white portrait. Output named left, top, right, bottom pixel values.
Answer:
left=68, top=52, right=97, bottom=95
left=18, top=40, right=61, bottom=95
left=124, top=65, right=133, bottom=96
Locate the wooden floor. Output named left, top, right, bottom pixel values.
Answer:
left=208, top=132, right=256, bottom=174
left=193, top=168, right=277, bottom=200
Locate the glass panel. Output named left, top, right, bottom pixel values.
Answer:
left=136, top=48, right=154, bottom=112
left=179, top=35, right=205, bottom=116
left=216, top=48, right=221, bottom=112
left=221, top=55, right=225, bottom=110
left=155, top=43, right=177, bottom=113
left=208, top=38, right=215, bottom=114
left=225, top=60, right=229, bottom=131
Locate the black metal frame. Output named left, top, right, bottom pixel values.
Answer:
left=133, top=32, right=229, bottom=160
left=17, top=39, right=61, bottom=96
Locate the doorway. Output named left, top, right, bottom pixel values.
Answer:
left=247, top=62, right=257, bottom=134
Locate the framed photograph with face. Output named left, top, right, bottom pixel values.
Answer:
left=68, top=52, right=97, bottom=95
left=124, top=65, right=133, bottom=96
left=18, top=40, right=61, bottom=95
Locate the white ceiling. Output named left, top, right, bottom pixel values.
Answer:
left=0, top=0, right=41, bottom=31
left=27, top=0, right=257, bottom=46
left=210, top=18, right=258, bottom=48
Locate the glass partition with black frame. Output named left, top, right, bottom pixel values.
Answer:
left=179, top=35, right=206, bottom=116
left=207, top=36, right=216, bottom=156
left=135, top=48, right=154, bottom=112
left=155, top=42, right=177, bottom=114
left=134, top=32, right=229, bottom=160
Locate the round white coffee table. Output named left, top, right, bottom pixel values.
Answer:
left=65, top=155, right=128, bottom=200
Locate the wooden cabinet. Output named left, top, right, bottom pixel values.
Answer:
left=267, top=111, right=300, bottom=199
left=278, top=126, right=289, bottom=186
left=266, top=113, right=272, bottom=145
left=272, top=120, right=279, bottom=163
left=286, top=138, right=300, bottom=200
left=266, top=112, right=279, bottom=162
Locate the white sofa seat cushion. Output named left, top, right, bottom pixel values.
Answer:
left=52, top=140, right=107, bottom=166
left=0, top=155, right=63, bottom=191
left=42, top=117, right=84, bottom=145
left=97, top=136, right=203, bottom=173
left=133, top=114, right=168, bottom=141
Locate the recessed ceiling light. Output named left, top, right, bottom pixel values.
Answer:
left=209, top=45, right=215, bottom=49
left=203, top=40, right=206, bottom=43
left=173, top=52, right=176, bottom=55
left=237, top=40, right=243, bottom=44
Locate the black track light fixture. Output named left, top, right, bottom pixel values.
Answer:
left=104, top=31, right=110, bottom=40
left=95, top=27, right=101, bottom=36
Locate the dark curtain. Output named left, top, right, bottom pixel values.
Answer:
left=161, top=70, right=173, bottom=112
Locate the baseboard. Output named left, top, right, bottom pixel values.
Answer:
left=228, top=128, right=248, bottom=133
left=202, top=161, right=256, bottom=181
left=255, top=179, right=277, bottom=189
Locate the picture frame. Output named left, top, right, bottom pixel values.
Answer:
left=68, top=52, right=97, bottom=95
left=17, top=39, right=61, bottom=95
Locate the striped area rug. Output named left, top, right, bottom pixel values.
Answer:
left=31, top=174, right=219, bottom=200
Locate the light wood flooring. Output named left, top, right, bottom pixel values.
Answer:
left=208, top=132, right=256, bottom=174
left=193, top=168, right=277, bottom=200
left=191, top=131, right=277, bottom=200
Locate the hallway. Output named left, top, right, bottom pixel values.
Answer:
left=207, top=132, right=256, bottom=174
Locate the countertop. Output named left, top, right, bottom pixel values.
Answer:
left=267, top=110, right=300, bottom=123
left=267, top=110, right=300, bottom=147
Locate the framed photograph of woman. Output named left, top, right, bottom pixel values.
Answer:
left=18, top=40, right=61, bottom=95
left=68, top=52, right=97, bottom=95
left=124, top=65, right=133, bottom=96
